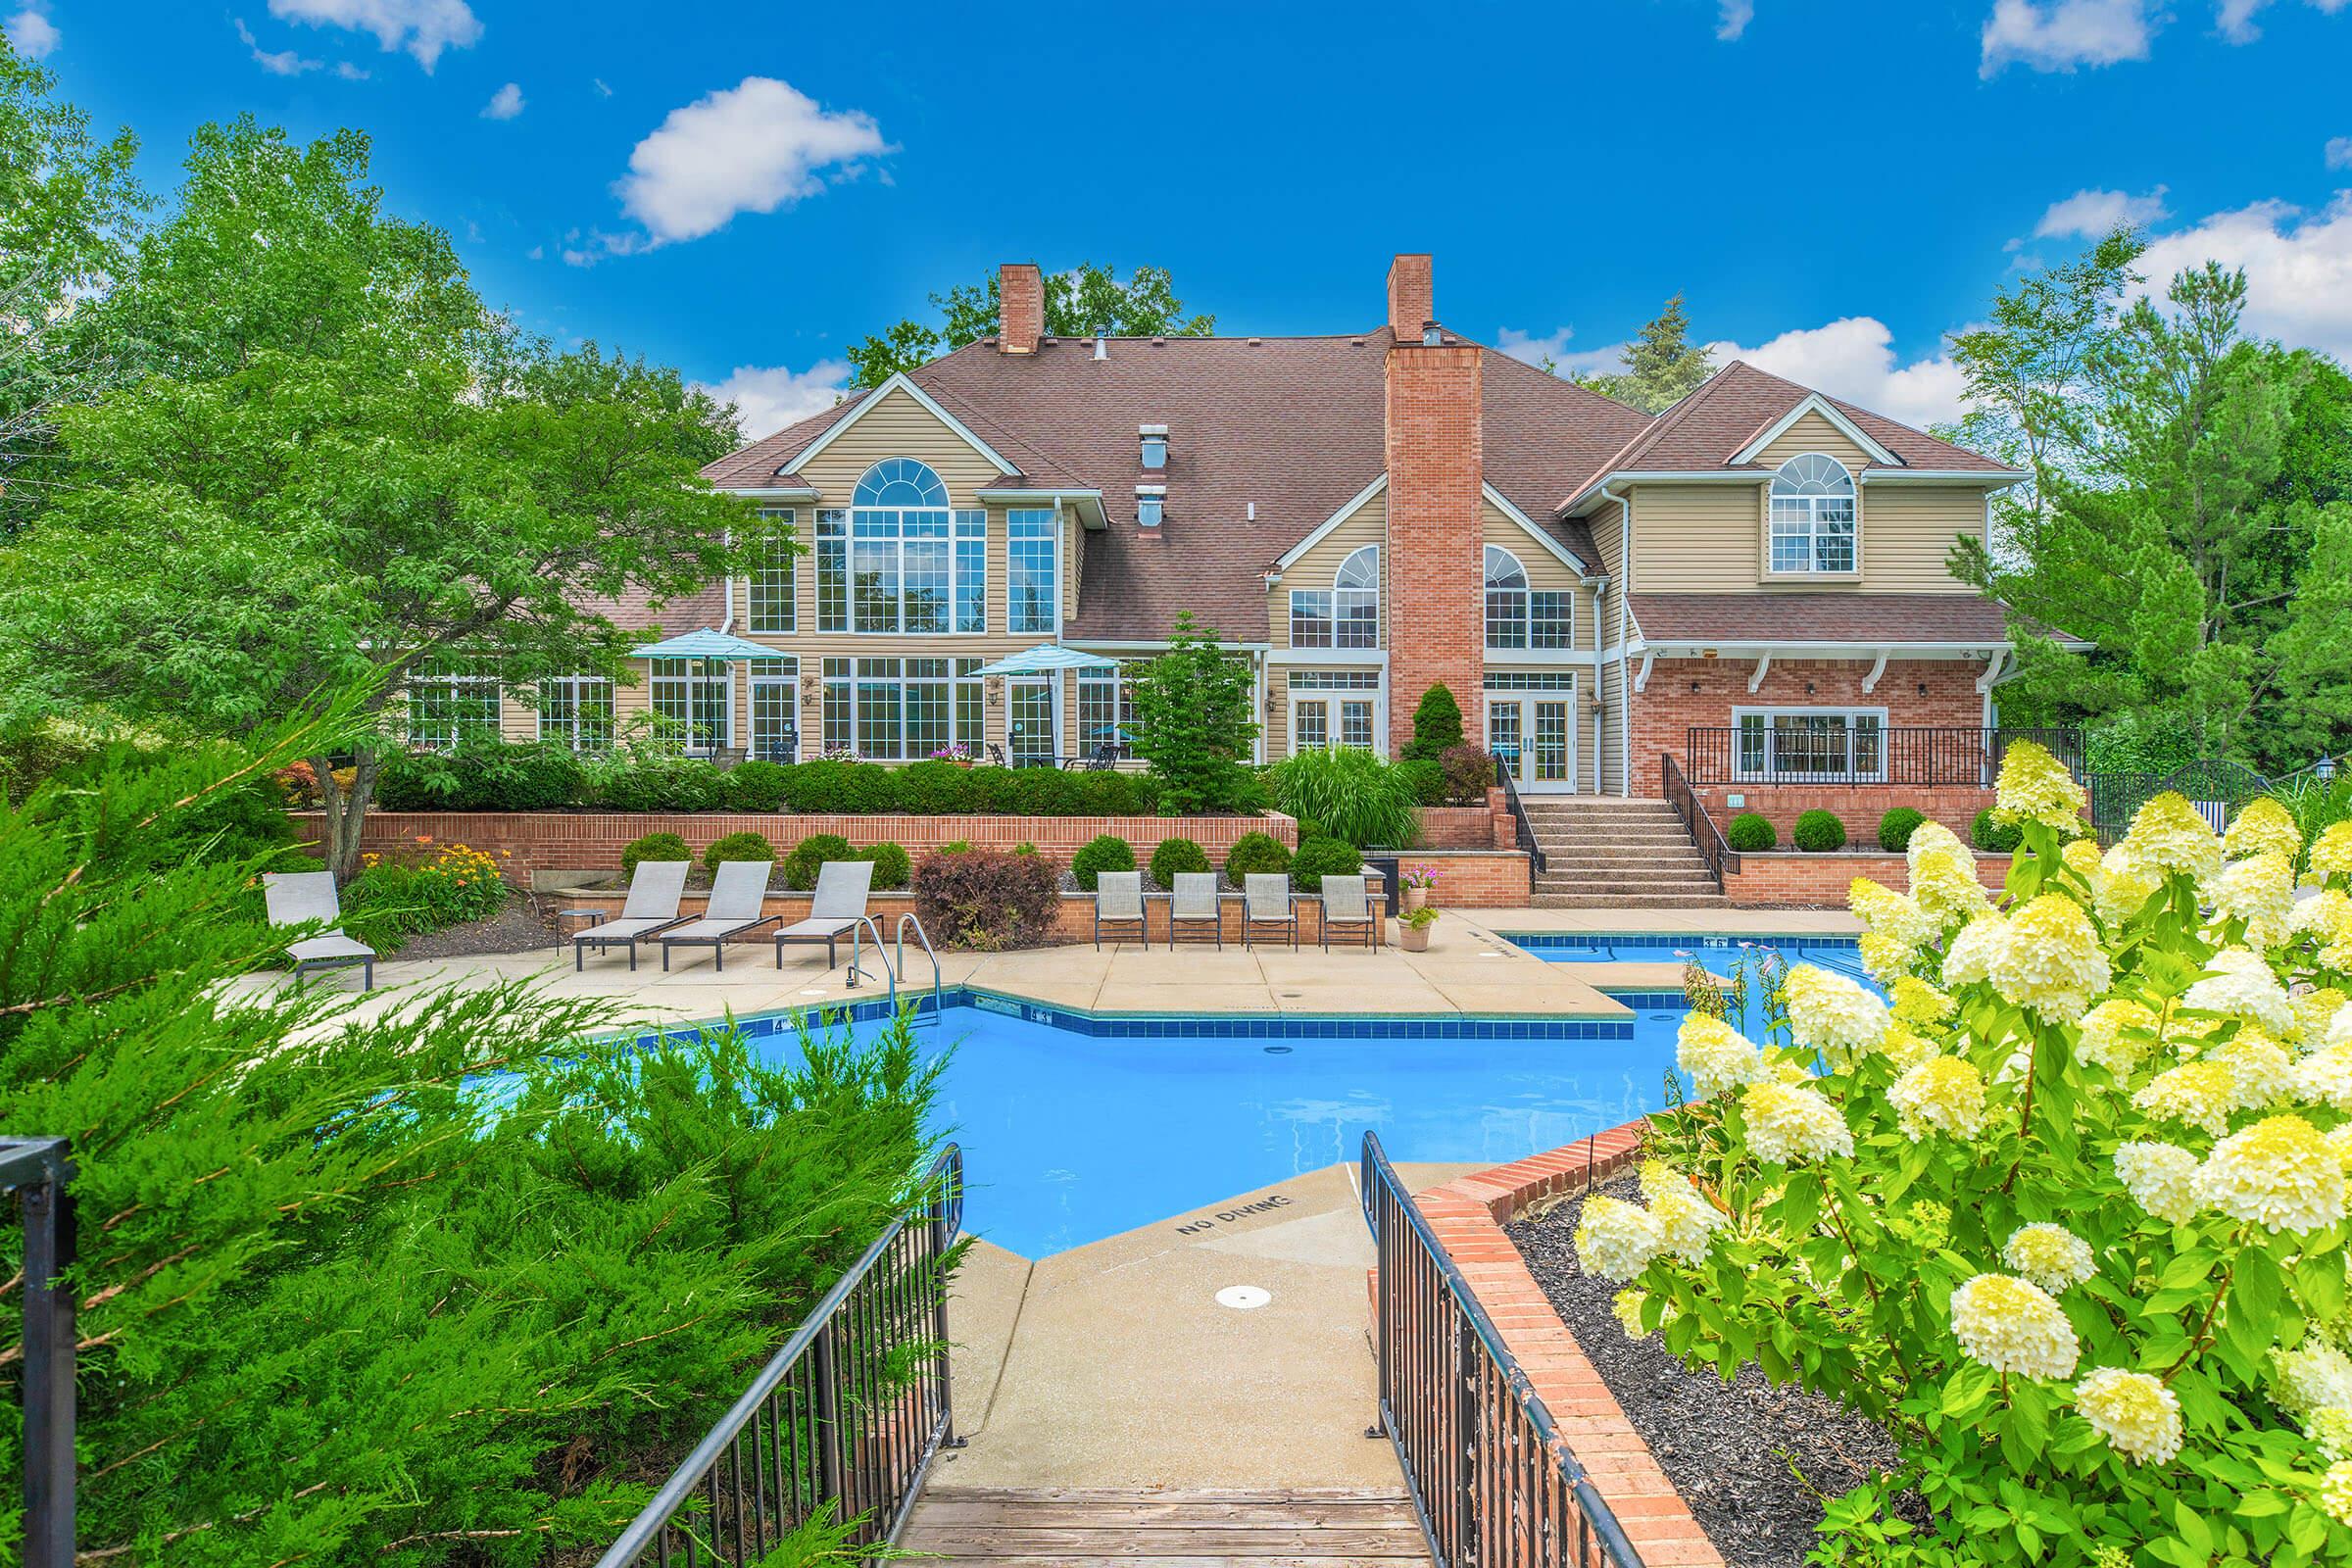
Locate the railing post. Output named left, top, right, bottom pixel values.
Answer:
left=19, top=1152, right=75, bottom=1568
left=1455, top=1310, right=1480, bottom=1565
left=928, top=1179, right=955, bottom=1448
left=810, top=1321, right=845, bottom=1518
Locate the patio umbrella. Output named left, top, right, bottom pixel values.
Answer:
left=968, top=644, right=1118, bottom=675
left=629, top=627, right=777, bottom=755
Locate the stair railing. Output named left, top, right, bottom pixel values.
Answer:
left=1660, top=752, right=1736, bottom=891
left=1492, top=756, right=1549, bottom=877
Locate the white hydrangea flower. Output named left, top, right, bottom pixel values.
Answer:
left=1677, top=1013, right=1764, bottom=1097
left=2292, top=1043, right=2352, bottom=1109
left=2328, top=1124, right=2352, bottom=1174
left=1986, top=893, right=2111, bottom=1024
left=1907, top=820, right=1975, bottom=881
left=1912, top=848, right=1992, bottom=927
left=2094, top=841, right=2162, bottom=925
left=1610, top=1287, right=1650, bottom=1340
left=2314, top=821, right=2352, bottom=879
left=1740, top=1079, right=1854, bottom=1163
left=2002, top=1222, right=2097, bottom=1294
left=1888, top=1054, right=1988, bottom=1141
left=1881, top=1022, right=1940, bottom=1072
left=2290, top=985, right=2348, bottom=1045
left=2127, top=793, right=2225, bottom=883
left=2311, top=1406, right=2352, bottom=1462
left=2276, top=1340, right=2352, bottom=1417
left=2114, top=1141, right=2202, bottom=1225
left=2324, top=1459, right=2352, bottom=1526
left=1949, top=1273, right=2081, bottom=1380
left=2207, top=1028, right=2296, bottom=1108
left=1851, top=875, right=1937, bottom=949
left=2208, top=852, right=2296, bottom=949
left=1994, top=740, right=2089, bottom=832
left=2073, top=1367, right=2184, bottom=1465
left=1648, top=1184, right=1727, bottom=1264
left=1574, top=1195, right=1664, bottom=1282
left=2075, top=998, right=2160, bottom=1078
left=2182, top=948, right=2294, bottom=1034
left=2132, top=1061, right=2239, bottom=1138
left=1785, top=963, right=1892, bottom=1064
left=2226, top=798, right=2302, bottom=861
left=1890, top=975, right=1956, bottom=1026
left=1943, top=913, right=2010, bottom=987
left=2193, top=1115, right=2348, bottom=1234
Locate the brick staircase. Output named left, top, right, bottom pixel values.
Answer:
left=1521, top=797, right=1729, bottom=908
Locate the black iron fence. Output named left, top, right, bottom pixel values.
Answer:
left=1491, top=756, right=1549, bottom=877
left=1681, top=725, right=2083, bottom=788
left=2085, top=758, right=2279, bottom=843
left=1359, top=1131, right=1642, bottom=1568
left=593, top=1144, right=963, bottom=1567
left=4, top=1138, right=74, bottom=1568
left=1662, top=752, right=1737, bottom=889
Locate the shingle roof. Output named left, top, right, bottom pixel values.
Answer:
left=1629, top=592, right=2014, bottom=645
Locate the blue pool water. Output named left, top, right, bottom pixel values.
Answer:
left=1507, top=931, right=1875, bottom=986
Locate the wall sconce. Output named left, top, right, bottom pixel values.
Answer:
left=1689, top=680, right=1700, bottom=693
left=1805, top=681, right=1816, bottom=694
left=799, top=673, right=821, bottom=701
left=1917, top=682, right=1929, bottom=696
left=985, top=676, right=1004, bottom=707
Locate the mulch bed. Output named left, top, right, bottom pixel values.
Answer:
left=1505, top=1175, right=1901, bottom=1568
left=381, top=900, right=564, bottom=961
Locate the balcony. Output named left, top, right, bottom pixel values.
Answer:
left=1682, top=724, right=2084, bottom=788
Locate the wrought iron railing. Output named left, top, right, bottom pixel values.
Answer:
left=593, top=1144, right=963, bottom=1567
left=1359, top=1132, right=1642, bottom=1568
left=1491, top=755, right=1549, bottom=877
left=4, top=1138, right=75, bottom=1568
left=1680, top=725, right=2083, bottom=787
left=1661, top=752, right=1737, bottom=889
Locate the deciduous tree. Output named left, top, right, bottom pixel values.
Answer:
left=848, top=262, right=1215, bottom=387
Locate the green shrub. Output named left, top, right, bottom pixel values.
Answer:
left=343, top=841, right=508, bottom=949
left=1725, top=812, right=1776, bottom=852
left=724, top=760, right=791, bottom=811
left=1791, top=808, right=1847, bottom=853
left=858, top=841, right=912, bottom=890
left=375, top=739, right=588, bottom=812
left=895, top=760, right=981, bottom=814
left=1225, top=830, right=1293, bottom=881
left=1439, top=743, right=1495, bottom=804
left=1266, top=748, right=1421, bottom=849
left=1402, top=683, right=1465, bottom=761
left=1396, top=759, right=1446, bottom=807
left=592, top=757, right=729, bottom=812
left=1070, top=834, right=1135, bottom=892
left=937, top=838, right=976, bottom=856
left=702, top=830, right=775, bottom=872
left=1124, top=612, right=1260, bottom=812
left=1972, top=808, right=2023, bottom=854
left=621, top=830, right=693, bottom=878
left=1291, top=836, right=1363, bottom=886
left=1011, top=841, right=1039, bottom=856
left=783, top=832, right=856, bottom=891
left=1877, top=807, right=1928, bottom=853
left=911, top=849, right=1061, bottom=950
left=779, top=760, right=898, bottom=814
left=1150, top=836, right=1211, bottom=887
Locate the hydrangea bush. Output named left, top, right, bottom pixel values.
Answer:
left=1586, top=742, right=2352, bottom=1567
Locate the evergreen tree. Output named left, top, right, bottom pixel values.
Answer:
left=1403, top=683, right=1466, bottom=760
left=1575, top=294, right=1716, bottom=413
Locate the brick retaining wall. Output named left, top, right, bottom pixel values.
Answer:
left=1698, top=786, right=1994, bottom=841
left=1723, top=848, right=2012, bottom=907
left=1401, top=850, right=1530, bottom=906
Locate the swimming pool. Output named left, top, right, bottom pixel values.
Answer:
left=1505, top=930, right=1876, bottom=985
left=724, top=993, right=1689, bottom=1258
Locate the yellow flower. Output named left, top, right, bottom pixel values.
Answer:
left=1987, top=893, right=2111, bottom=1024
left=2132, top=1061, right=2239, bottom=1138
left=1907, top=819, right=1975, bottom=877
left=2194, top=1114, right=2346, bottom=1233
left=2062, top=837, right=2104, bottom=881
left=2072, top=1367, right=2184, bottom=1465
left=2115, top=1141, right=2202, bottom=1225
left=1677, top=1013, right=1764, bottom=1097
left=1911, top=848, right=1991, bottom=926
left=2225, top=797, right=2301, bottom=861
left=2076, top=999, right=2160, bottom=1078
left=1994, top=739, right=2088, bottom=833
left=2183, top=947, right=2294, bottom=1034
left=1888, top=1054, right=1988, bottom=1141
left=1785, top=963, right=1892, bottom=1064
left=1943, top=913, right=2010, bottom=987
left=2207, top=1028, right=2295, bottom=1108
left=1646, top=1183, right=1727, bottom=1264
left=1574, top=1195, right=1664, bottom=1281
left=2328, top=1124, right=2352, bottom=1174
left=1890, top=975, right=1956, bottom=1026
left=1881, top=1022, right=1940, bottom=1072
left=2094, top=842, right=2162, bottom=925
left=2126, top=793, right=2223, bottom=882
left=2208, top=852, right=2296, bottom=949
left=2312, top=1407, right=2352, bottom=1463
left=2293, top=986, right=2349, bottom=1044
left=2314, top=821, right=2352, bottom=880
left=1859, top=932, right=1917, bottom=985
left=2002, top=1222, right=2096, bottom=1293
left=1610, top=1287, right=1652, bottom=1339
left=1741, top=1079, right=1854, bottom=1163
left=1949, top=1273, right=2080, bottom=1380
left=2323, top=1460, right=2352, bottom=1527
left=2277, top=1341, right=2352, bottom=1418
left=1852, top=876, right=1936, bottom=946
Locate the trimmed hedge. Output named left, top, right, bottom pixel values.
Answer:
left=376, top=741, right=587, bottom=812
left=1150, top=836, right=1211, bottom=888
left=782, top=833, right=855, bottom=891
left=1792, top=809, right=1848, bottom=853
left=702, top=830, right=775, bottom=871
left=861, top=842, right=912, bottom=891
left=1878, top=808, right=1928, bottom=853
left=1226, top=831, right=1292, bottom=881
left=1291, top=836, right=1364, bottom=886
left=621, top=831, right=692, bottom=879
left=724, top=760, right=790, bottom=812
left=1973, top=808, right=2024, bottom=854
left=1725, top=812, right=1776, bottom=853
left=912, top=850, right=1060, bottom=951
left=1070, top=834, right=1134, bottom=892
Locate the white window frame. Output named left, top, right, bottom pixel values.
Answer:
left=818, top=656, right=985, bottom=761
left=1007, top=508, right=1059, bottom=635
left=746, top=511, right=797, bottom=633
left=748, top=656, right=801, bottom=761
left=407, top=659, right=502, bottom=751
left=1485, top=546, right=1531, bottom=651
left=1077, top=664, right=1135, bottom=758
left=1482, top=671, right=1580, bottom=793
left=1766, top=453, right=1859, bottom=576
left=1731, top=705, right=1888, bottom=782
left=814, top=462, right=987, bottom=636
left=1286, top=669, right=1385, bottom=759
left=537, top=674, right=614, bottom=752
left=649, top=658, right=733, bottom=751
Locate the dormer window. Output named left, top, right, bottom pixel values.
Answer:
left=1136, top=484, right=1165, bottom=528
left=1768, top=454, right=1858, bottom=574
left=1139, top=424, right=1168, bottom=469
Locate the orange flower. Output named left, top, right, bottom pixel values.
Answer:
left=416, top=834, right=433, bottom=846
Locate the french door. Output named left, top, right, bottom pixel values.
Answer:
left=1290, top=692, right=1378, bottom=753
left=1485, top=692, right=1577, bottom=793
left=749, top=657, right=799, bottom=761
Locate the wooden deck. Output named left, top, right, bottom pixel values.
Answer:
left=899, top=1486, right=1432, bottom=1564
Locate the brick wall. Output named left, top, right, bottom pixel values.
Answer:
left=1701, top=787, right=1993, bottom=841
left=998, top=262, right=1043, bottom=354
left=1393, top=1120, right=1725, bottom=1567
left=1631, top=656, right=1984, bottom=796
left=291, top=809, right=1298, bottom=886
left=1401, top=850, right=1530, bottom=906
left=1384, top=325, right=1484, bottom=755
left=1723, top=849, right=2011, bottom=907
left=1416, top=800, right=1516, bottom=851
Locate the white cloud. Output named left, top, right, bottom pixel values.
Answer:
left=266, top=0, right=481, bottom=73
left=1496, top=325, right=1626, bottom=377
left=612, top=77, right=889, bottom=248
left=480, top=81, right=523, bottom=120
left=5, top=3, right=60, bottom=58
left=701, top=360, right=854, bottom=440
left=593, top=76, right=612, bottom=97
left=2215, top=0, right=2351, bottom=45
left=234, top=18, right=320, bottom=74
left=2327, top=135, right=2352, bottom=170
left=1711, top=318, right=1972, bottom=430
left=526, top=244, right=544, bottom=262
left=2034, top=184, right=2170, bottom=238
left=1717, top=1, right=1756, bottom=39
left=2133, top=193, right=2352, bottom=363
left=1980, top=0, right=2154, bottom=75
left=335, top=60, right=369, bottom=79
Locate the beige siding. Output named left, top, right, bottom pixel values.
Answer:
left=1855, top=484, right=1984, bottom=592
left=1481, top=500, right=1586, bottom=596
left=1628, top=482, right=1768, bottom=592
left=1755, top=409, right=1875, bottom=471
left=1268, top=487, right=1388, bottom=646
left=1587, top=498, right=1626, bottom=589
left=1597, top=650, right=1625, bottom=796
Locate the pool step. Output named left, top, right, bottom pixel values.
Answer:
left=1519, top=799, right=1727, bottom=906
left=899, top=1486, right=1432, bottom=1563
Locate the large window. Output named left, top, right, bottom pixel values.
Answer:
left=538, top=675, right=614, bottom=751
left=814, top=462, right=985, bottom=634
left=1008, top=509, right=1058, bottom=634
left=1291, top=545, right=1380, bottom=649
left=1483, top=548, right=1573, bottom=651
left=819, top=657, right=983, bottom=760
left=747, top=510, right=796, bottom=633
left=1768, top=454, right=1858, bottom=574
left=1078, top=665, right=1135, bottom=756
left=407, top=658, right=501, bottom=750
left=749, top=657, right=800, bottom=761
left=1288, top=670, right=1382, bottom=755
left=650, top=659, right=731, bottom=751
left=1735, top=707, right=1886, bottom=781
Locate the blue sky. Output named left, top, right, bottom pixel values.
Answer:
left=13, top=0, right=2352, bottom=438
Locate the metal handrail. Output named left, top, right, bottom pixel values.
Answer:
left=843, top=914, right=896, bottom=1008
left=1679, top=724, right=2084, bottom=787
left=3, top=1138, right=75, bottom=1568
left=1660, top=752, right=1737, bottom=889
left=1359, top=1131, right=1642, bottom=1568
left=1492, top=756, right=1549, bottom=876
left=895, top=914, right=944, bottom=1023
left=594, top=1143, right=964, bottom=1566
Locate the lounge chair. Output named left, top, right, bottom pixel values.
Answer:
left=659, top=859, right=780, bottom=971
left=569, top=859, right=692, bottom=970
left=1319, top=874, right=1379, bottom=952
left=1243, top=873, right=1298, bottom=951
left=774, top=859, right=875, bottom=968
left=265, top=871, right=376, bottom=991
left=1093, top=870, right=1147, bottom=949
left=1169, top=872, right=1223, bottom=949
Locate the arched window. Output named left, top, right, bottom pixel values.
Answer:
left=1334, top=546, right=1380, bottom=649
left=853, top=457, right=949, bottom=510
left=1768, top=454, right=1857, bottom=574
left=1485, top=547, right=1530, bottom=650
left=815, top=458, right=984, bottom=635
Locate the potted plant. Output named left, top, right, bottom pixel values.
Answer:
left=1398, top=863, right=1438, bottom=913
left=1396, top=904, right=1439, bottom=953
left=929, top=743, right=975, bottom=768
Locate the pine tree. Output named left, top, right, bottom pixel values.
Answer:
left=1403, top=684, right=1466, bottom=760
left=1576, top=294, right=1716, bottom=414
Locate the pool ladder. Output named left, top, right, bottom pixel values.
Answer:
left=843, top=912, right=946, bottom=1024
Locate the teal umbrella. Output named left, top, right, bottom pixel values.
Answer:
left=629, top=627, right=776, bottom=756
left=969, top=644, right=1117, bottom=675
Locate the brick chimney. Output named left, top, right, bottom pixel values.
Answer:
left=1000, top=263, right=1044, bottom=355
left=1382, top=257, right=1483, bottom=753
left=1386, top=253, right=1433, bottom=343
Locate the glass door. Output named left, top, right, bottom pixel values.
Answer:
left=1293, top=697, right=1330, bottom=752
left=1486, top=702, right=1522, bottom=781
left=1486, top=691, right=1578, bottom=793
left=1008, top=675, right=1058, bottom=766
left=749, top=658, right=799, bottom=761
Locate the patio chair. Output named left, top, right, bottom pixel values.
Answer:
left=1319, top=874, right=1379, bottom=952
left=569, top=859, right=692, bottom=970
left=1243, top=873, right=1298, bottom=951
left=774, top=859, right=876, bottom=969
left=1093, top=870, right=1147, bottom=950
left=659, top=859, right=780, bottom=971
left=1168, top=872, right=1223, bottom=949
left=264, top=870, right=376, bottom=992
left=984, top=742, right=1008, bottom=766
left=1070, top=742, right=1120, bottom=771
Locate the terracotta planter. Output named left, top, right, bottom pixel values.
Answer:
left=1400, top=885, right=1430, bottom=913
left=1398, top=924, right=1432, bottom=953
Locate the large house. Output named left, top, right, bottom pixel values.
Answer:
left=454, top=255, right=2027, bottom=799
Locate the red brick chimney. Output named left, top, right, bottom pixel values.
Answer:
left=1000, top=263, right=1044, bottom=355
left=1382, top=256, right=1483, bottom=753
